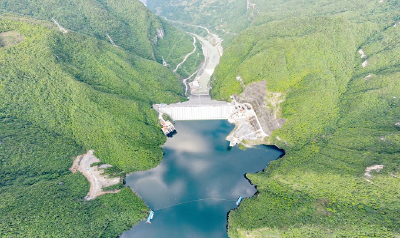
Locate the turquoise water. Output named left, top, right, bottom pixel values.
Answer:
left=122, top=120, right=283, bottom=238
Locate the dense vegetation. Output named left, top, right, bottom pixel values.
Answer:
left=208, top=0, right=400, bottom=237
left=144, top=0, right=400, bottom=236
left=0, top=112, right=149, bottom=237
left=0, top=17, right=188, bottom=172
left=2, top=0, right=400, bottom=237
left=0, top=0, right=202, bottom=77
left=0, top=14, right=188, bottom=236
left=146, top=0, right=250, bottom=44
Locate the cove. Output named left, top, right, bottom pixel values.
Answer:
left=122, top=120, right=283, bottom=238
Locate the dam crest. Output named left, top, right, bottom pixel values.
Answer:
left=154, top=95, right=235, bottom=121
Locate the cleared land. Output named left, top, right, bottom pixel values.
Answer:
left=70, top=150, right=121, bottom=200
left=0, top=31, right=24, bottom=47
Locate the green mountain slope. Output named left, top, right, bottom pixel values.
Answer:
left=145, top=0, right=397, bottom=46
left=0, top=0, right=202, bottom=76
left=0, top=115, right=147, bottom=237
left=204, top=0, right=400, bottom=237
left=0, top=16, right=186, bottom=172
left=0, top=15, right=186, bottom=236
left=146, top=0, right=250, bottom=42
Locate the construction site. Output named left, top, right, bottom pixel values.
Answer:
left=227, top=101, right=267, bottom=146
left=227, top=80, right=286, bottom=146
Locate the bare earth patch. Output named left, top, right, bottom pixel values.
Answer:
left=365, top=165, right=384, bottom=178
left=362, top=60, right=369, bottom=68
left=315, top=198, right=332, bottom=216
left=70, top=150, right=121, bottom=200
left=358, top=49, right=367, bottom=58
left=364, top=164, right=384, bottom=184
left=364, top=74, right=373, bottom=80
left=0, top=31, right=25, bottom=47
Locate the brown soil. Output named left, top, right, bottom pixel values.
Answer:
left=70, top=150, right=121, bottom=200
left=0, top=31, right=25, bottom=47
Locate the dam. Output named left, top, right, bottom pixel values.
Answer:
left=154, top=95, right=234, bottom=121
left=153, top=30, right=232, bottom=121
left=153, top=31, right=268, bottom=146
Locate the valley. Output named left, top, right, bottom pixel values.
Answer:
left=145, top=0, right=400, bottom=237
left=1, top=0, right=400, bottom=237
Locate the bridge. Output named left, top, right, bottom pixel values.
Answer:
left=154, top=95, right=235, bottom=121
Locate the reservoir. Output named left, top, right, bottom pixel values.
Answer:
left=122, top=120, right=283, bottom=238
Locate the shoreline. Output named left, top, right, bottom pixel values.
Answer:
left=122, top=120, right=285, bottom=237
left=123, top=17, right=287, bottom=237
left=70, top=150, right=121, bottom=200
left=225, top=145, right=286, bottom=232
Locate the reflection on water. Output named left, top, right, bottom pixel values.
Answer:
left=122, top=120, right=283, bottom=238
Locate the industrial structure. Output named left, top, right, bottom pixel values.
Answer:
left=158, top=114, right=176, bottom=136
left=236, top=196, right=243, bottom=206
left=154, top=95, right=235, bottom=121
left=146, top=210, right=154, bottom=224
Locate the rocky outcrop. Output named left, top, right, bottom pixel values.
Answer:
left=156, top=28, right=165, bottom=39
left=151, top=28, right=165, bottom=44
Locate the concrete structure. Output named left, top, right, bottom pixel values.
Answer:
left=160, top=118, right=176, bottom=135
left=154, top=95, right=235, bottom=121
left=227, top=100, right=268, bottom=146
left=236, top=196, right=243, bottom=206
left=146, top=210, right=154, bottom=224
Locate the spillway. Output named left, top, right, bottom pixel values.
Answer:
left=154, top=95, right=234, bottom=121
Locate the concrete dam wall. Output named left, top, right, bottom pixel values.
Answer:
left=158, top=105, right=235, bottom=120
left=154, top=96, right=235, bottom=121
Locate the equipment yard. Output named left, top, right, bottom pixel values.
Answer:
left=227, top=100, right=267, bottom=146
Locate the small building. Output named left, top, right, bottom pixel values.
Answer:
left=160, top=119, right=176, bottom=136
left=146, top=210, right=154, bottom=223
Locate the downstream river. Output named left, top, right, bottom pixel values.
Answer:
left=191, top=33, right=221, bottom=95
left=122, top=120, right=283, bottom=238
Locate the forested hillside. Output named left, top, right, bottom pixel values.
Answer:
left=0, top=0, right=202, bottom=77
left=145, top=0, right=250, bottom=42
left=206, top=0, right=400, bottom=237
left=0, top=15, right=186, bottom=236
left=143, top=0, right=400, bottom=236
left=2, top=0, right=400, bottom=237
left=145, top=0, right=399, bottom=46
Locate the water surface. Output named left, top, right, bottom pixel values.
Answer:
left=122, top=120, right=283, bottom=238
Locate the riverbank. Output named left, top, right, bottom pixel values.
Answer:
left=188, top=33, right=221, bottom=95
left=163, top=17, right=223, bottom=96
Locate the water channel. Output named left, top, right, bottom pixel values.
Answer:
left=121, top=120, right=283, bottom=237
left=191, top=33, right=221, bottom=95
